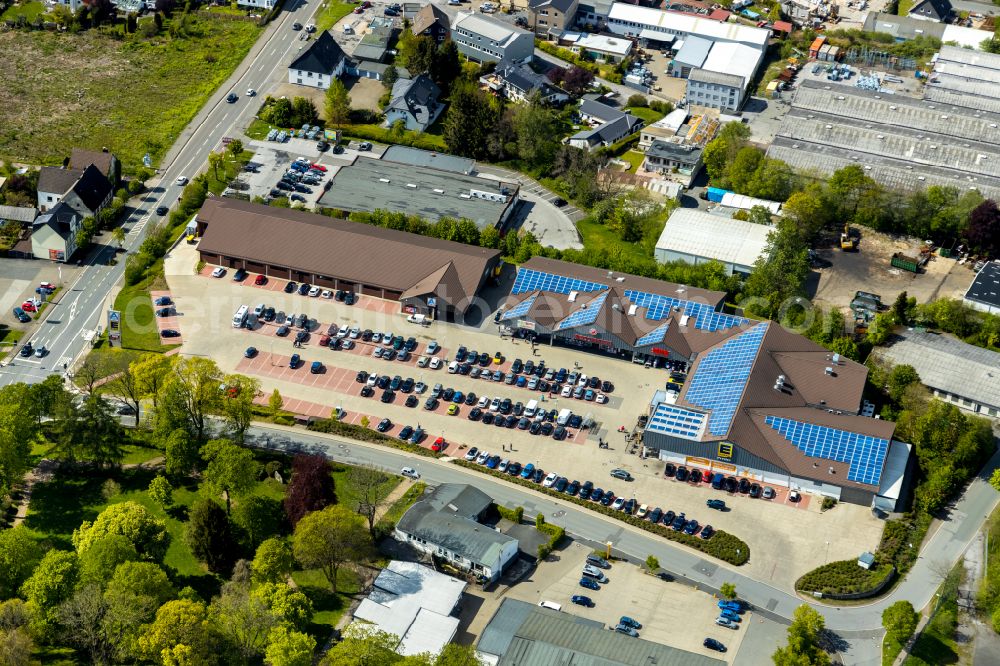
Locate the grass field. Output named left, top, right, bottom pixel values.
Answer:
left=314, top=0, right=356, bottom=32
left=112, top=272, right=178, bottom=353
left=576, top=217, right=654, bottom=264
left=205, top=149, right=254, bottom=195
left=0, top=0, right=46, bottom=21
left=625, top=106, right=666, bottom=126
left=620, top=149, right=645, bottom=172
left=0, top=16, right=261, bottom=170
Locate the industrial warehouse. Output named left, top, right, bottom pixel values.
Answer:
left=499, top=257, right=908, bottom=508
left=195, top=198, right=501, bottom=319
left=767, top=79, right=1000, bottom=201
left=317, top=156, right=520, bottom=231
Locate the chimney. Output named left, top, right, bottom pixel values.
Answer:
left=824, top=367, right=834, bottom=376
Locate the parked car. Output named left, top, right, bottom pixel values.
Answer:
left=706, top=499, right=727, bottom=511
left=579, top=577, right=600, bottom=591
left=614, top=624, right=638, bottom=637
left=703, top=638, right=727, bottom=652
left=610, top=469, right=633, bottom=481
left=401, top=467, right=419, bottom=479
left=570, top=595, right=593, bottom=607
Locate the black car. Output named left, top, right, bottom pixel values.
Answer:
left=676, top=467, right=689, bottom=482
left=481, top=412, right=495, bottom=425
left=401, top=378, right=414, bottom=393
left=581, top=481, right=594, bottom=497
left=499, top=398, right=512, bottom=414
left=524, top=360, right=535, bottom=375
left=690, top=469, right=703, bottom=483
left=533, top=468, right=546, bottom=483
left=344, top=292, right=356, bottom=305
left=361, top=329, right=373, bottom=341
left=566, top=480, right=581, bottom=496
left=724, top=477, right=738, bottom=493
left=648, top=507, right=663, bottom=523
left=623, top=498, right=637, bottom=514
left=155, top=308, right=172, bottom=317
left=508, top=462, right=522, bottom=476
left=19, top=343, right=33, bottom=357
left=226, top=93, right=238, bottom=103
left=380, top=390, right=395, bottom=403
left=442, top=387, right=455, bottom=402
left=458, top=363, right=472, bottom=375
left=389, top=375, right=402, bottom=391
left=664, top=510, right=676, bottom=526
left=377, top=375, right=390, bottom=389
left=553, top=197, right=567, bottom=207
left=517, top=417, right=530, bottom=430
left=405, top=337, right=417, bottom=351
left=297, top=283, right=310, bottom=295
left=405, top=395, right=418, bottom=408
left=504, top=415, right=518, bottom=428
left=376, top=418, right=392, bottom=432
left=464, top=392, right=477, bottom=406
left=749, top=483, right=762, bottom=498
left=554, top=477, right=568, bottom=492
left=284, top=281, right=297, bottom=293
left=455, top=346, right=468, bottom=362
left=513, top=402, right=524, bottom=416
left=529, top=421, right=542, bottom=435
left=478, top=352, right=490, bottom=366
left=590, top=487, right=604, bottom=501
left=360, top=385, right=374, bottom=397
left=398, top=425, right=414, bottom=441
left=601, top=380, right=614, bottom=392
left=568, top=414, right=583, bottom=429
left=703, top=638, right=726, bottom=653
left=155, top=206, right=169, bottom=215
left=739, top=477, right=752, bottom=494
left=295, top=330, right=309, bottom=344
left=664, top=463, right=676, bottom=477
left=493, top=417, right=506, bottom=429
left=511, top=359, right=523, bottom=373
left=588, top=376, right=600, bottom=388
left=161, top=329, right=180, bottom=337
left=540, top=422, right=554, bottom=436
left=262, top=307, right=276, bottom=322
left=468, top=407, right=483, bottom=421
left=233, top=268, right=247, bottom=281
left=424, top=397, right=439, bottom=411
left=356, top=370, right=368, bottom=383
left=276, top=325, right=289, bottom=337
left=293, top=184, right=312, bottom=194
left=275, top=181, right=292, bottom=191
left=553, top=426, right=567, bottom=440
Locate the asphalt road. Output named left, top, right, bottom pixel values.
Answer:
left=243, top=421, right=1000, bottom=642
left=0, top=0, right=319, bottom=388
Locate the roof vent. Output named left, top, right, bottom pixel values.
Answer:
left=406, top=183, right=417, bottom=188
left=829, top=467, right=835, bottom=475
left=890, top=105, right=897, bottom=110
left=776, top=375, right=786, bottom=386
left=679, top=314, right=690, bottom=327
left=378, top=178, right=390, bottom=183
left=611, top=303, right=621, bottom=311
left=616, top=277, right=625, bottom=283
left=824, top=366, right=834, bottom=375
left=627, top=304, right=638, bottom=316
left=568, top=291, right=578, bottom=302
left=433, top=188, right=444, bottom=194
left=832, top=353, right=840, bottom=364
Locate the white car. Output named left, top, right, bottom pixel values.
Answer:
left=477, top=395, right=490, bottom=409
left=476, top=450, right=491, bottom=464
left=401, top=467, right=420, bottom=479
left=498, top=459, right=509, bottom=473
left=447, top=361, right=459, bottom=374
left=489, top=397, right=501, bottom=412
left=561, top=385, right=573, bottom=398
left=577, top=374, right=588, bottom=386
left=429, top=357, right=442, bottom=370
left=366, top=374, right=378, bottom=387
left=414, top=381, right=427, bottom=394
left=337, top=325, right=349, bottom=338
left=176, top=176, right=188, bottom=186
left=417, top=355, right=429, bottom=367
left=320, top=289, right=333, bottom=299
left=612, top=497, right=626, bottom=511
left=211, top=266, right=226, bottom=278
left=246, top=88, right=256, bottom=96
left=596, top=393, right=608, bottom=404
left=372, top=332, right=383, bottom=343
left=308, top=286, right=321, bottom=297
left=542, top=472, right=558, bottom=488
left=349, top=327, right=360, bottom=339
left=372, top=347, right=384, bottom=358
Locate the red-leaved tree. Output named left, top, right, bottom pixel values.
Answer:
left=283, top=455, right=336, bottom=527
left=966, top=199, right=1000, bottom=257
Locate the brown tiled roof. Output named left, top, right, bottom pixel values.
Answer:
left=197, top=199, right=499, bottom=309
left=69, top=149, right=115, bottom=178
left=38, top=167, right=83, bottom=197
left=412, top=3, right=450, bottom=35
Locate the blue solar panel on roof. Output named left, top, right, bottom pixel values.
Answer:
left=684, top=323, right=768, bottom=436
left=511, top=268, right=606, bottom=296
left=646, top=403, right=706, bottom=441
left=555, top=292, right=609, bottom=331
left=635, top=322, right=670, bottom=347
left=765, top=416, right=889, bottom=486
left=501, top=294, right=537, bottom=321
left=623, top=290, right=749, bottom=331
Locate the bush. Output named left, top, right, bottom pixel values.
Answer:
left=497, top=505, right=524, bottom=524
left=538, top=522, right=564, bottom=549
left=626, top=94, right=648, bottom=107
left=307, top=418, right=439, bottom=458
left=537, top=543, right=552, bottom=560
left=455, top=461, right=750, bottom=566
left=821, top=497, right=837, bottom=511
left=795, top=560, right=895, bottom=596
left=264, top=461, right=282, bottom=479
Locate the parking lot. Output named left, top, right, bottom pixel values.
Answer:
left=163, top=240, right=886, bottom=590
left=0, top=260, right=77, bottom=354
left=504, top=541, right=746, bottom=662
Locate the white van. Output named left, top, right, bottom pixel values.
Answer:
left=557, top=408, right=572, bottom=426
left=232, top=305, right=249, bottom=328
left=524, top=399, right=538, bottom=418
left=538, top=600, right=562, bottom=611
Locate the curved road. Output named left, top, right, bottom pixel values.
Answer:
left=243, top=421, right=1000, bottom=640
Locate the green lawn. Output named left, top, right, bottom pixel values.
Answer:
left=0, top=16, right=261, bottom=170
left=315, top=0, right=358, bottom=32
left=897, top=0, right=914, bottom=15
left=626, top=106, right=666, bottom=125
left=621, top=149, right=645, bottom=172
left=342, top=123, right=447, bottom=152
left=205, top=149, right=254, bottom=195
left=0, top=1, right=46, bottom=21
left=905, top=565, right=962, bottom=665
left=883, top=634, right=905, bottom=666
left=245, top=117, right=272, bottom=140
left=111, top=275, right=178, bottom=353
left=576, top=217, right=654, bottom=264
left=291, top=566, right=363, bottom=642
left=378, top=482, right=425, bottom=527
left=330, top=463, right=401, bottom=515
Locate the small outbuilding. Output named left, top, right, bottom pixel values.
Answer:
left=654, top=208, right=772, bottom=276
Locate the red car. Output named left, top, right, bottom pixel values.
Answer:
left=21, top=301, right=37, bottom=313
left=254, top=274, right=267, bottom=285
left=310, top=163, right=327, bottom=172
left=431, top=437, right=445, bottom=452
left=39, top=282, right=56, bottom=291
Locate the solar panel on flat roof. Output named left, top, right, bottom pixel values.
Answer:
left=556, top=291, right=609, bottom=331
left=684, top=322, right=768, bottom=436
left=765, top=415, right=889, bottom=486
left=511, top=268, right=606, bottom=296
left=646, top=403, right=706, bottom=440
left=501, top=294, right=537, bottom=321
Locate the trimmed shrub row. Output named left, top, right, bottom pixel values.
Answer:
left=454, top=460, right=750, bottom=566
left=307, top=418, right=440, bottom=459
left=796, top=559, right=895, bottom=596
left=496, top=505, right=524, bottom=523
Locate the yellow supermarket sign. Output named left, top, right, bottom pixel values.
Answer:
left=718, top=442, right=734, bottom=459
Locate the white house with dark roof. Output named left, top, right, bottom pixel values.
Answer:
left=384, top=74, right=445, bottom=132
left=288, top=31, right=347, bottom=89
left=480, top=60, right=570, bottom=105
left=908, top=0, right=952, bottom=22
left=394, top=484, right=518, bottom=584
left=31, top=202, right=81, bottom=262
left=569, top=98, right=643, bottom=150
left=37, top=164, right=113, bottom=218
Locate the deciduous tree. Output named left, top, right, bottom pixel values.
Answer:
left=201, top=439, right=257, bottom=514
left=292, top=505, right=371, bottom=593
left=265, top=626, right=315, bottom=666
left=132, top=352, right=170, bottom=408
left=77, top=534, right=138, bottom=588
left=20, top=550, right=79, bottom=627
left=209, top=582, right=276, bottom=659
left=0, top=527, right=42, bottom=599
left=882, top=600, right=919, bottom=643
left=324, top=79, right=351, bottom=126
left=233, top=495, right=286, bottom=551
left=138, top=599, right=217, bottom=665
left=165, top=427, right=200, bottom=479
left=967, top=199, right=1000, bottom=257
left=148, top=475, right=174, bottom=508
left=73, top=501, right=169, bottom=561
left=772, top=604, right=830, bottom=666
left=284, top=454, right=336, bottom=527
left=252, top=538, right=295, bottom=584
left=166, top=356, right=223, bottom=441
left=347, top=466, right=394, bottom=536
left=186, top=499, right=237, bottom=574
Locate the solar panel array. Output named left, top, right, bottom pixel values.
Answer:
left=635, top=322, right=671, bottom=347
left=764, top=416, right=889, bottom=486
left=556, top=291, right=609, bottom=331
left=501, top=294, right=537, bottom=321
left=511, top=269, right=606, bottom=296
left=684, top=322, right=768, bottom=436
left=623, top=290, right=748, bottom=332
left=646, top=403, right=706, bottom=440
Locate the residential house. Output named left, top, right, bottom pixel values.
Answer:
left=908, top=0, right=952, bottom=22
left=412, top=3, right=450, bottom=43
left=53, top=0, right=82, bottom=12
left=964, top=261, right=1000, bottom=315
left=574, top=33, right=632, bottom=63
left=686, top=68, right=746, bottom=112
left=31, top=202, right=81, bottom=262
left=287, top=31, right=347, bottom=90
left=384, top=74, right=445, bottom=132
left=37, top=164, right=113, bottom=219
left=237, top=0, right=278, bottom=9
left=452, top=12, right=534, bottom=64
left=528, top=0, right=580, bottom=38
left=353, top=26, right=394, bottom=63
left=576, top=0, right=613, bottom=29
left=394, top=483, right=518, bottom=584
left=480, top=60, right=570, bottom=105
left=569, top=97, right=643, bottom=151
left=638, top=108, right=688, bottom=150
left=69, top=148, right=120, bottom=187
left=642, top=140, right=703, bottom=181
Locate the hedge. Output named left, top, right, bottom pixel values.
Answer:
left=795, top=560, right=895, bottom=596
left=454, top=460, right=750, bottom=566
left=497, top=505, right=524, bottom=523
left=307, top=418, right=441, bottom=458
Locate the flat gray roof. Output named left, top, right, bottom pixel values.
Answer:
left=319, top=156, right=518, bottom=229
left=875, top=331, right=1000, bottom=411
left=381, top=145, right=475, bottom=174
left=656, top=208, right=772, bottom=268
